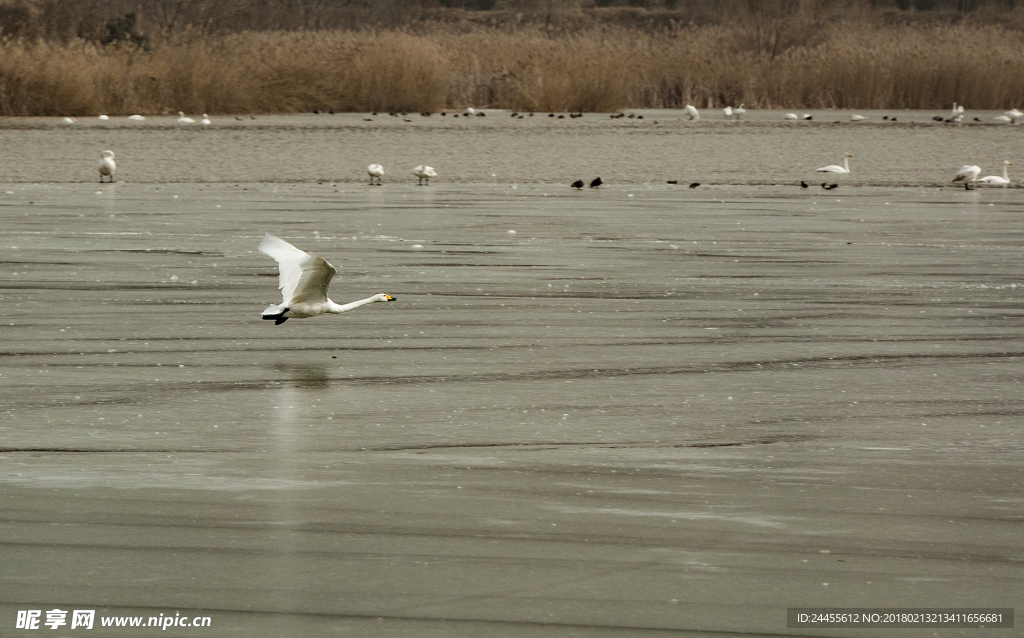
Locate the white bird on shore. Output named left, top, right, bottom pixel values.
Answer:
left=61, top=117, right=76, bottom=125
left=734, top=104, right=746, bottom=119
left=994, top=115, right=1013, bottom=124
left=816, top=153, right=852, bottom=174
left=200, top=114, right=211, bottom=125
left=784, top=113, right=798, bottom=120
left=950, top=103, right=964, bottom=120
left=951, top=164, right=981, bottom=187
left=98, top=114, right=109, bottom=121
left=367, top=163, right=384, bottom=185
left=258, top=233, right=395, bottom=325
left=1006, top=108, right=1023, bottom=119
left=177, top=111, right=195, bottom=124
left=802, top=113, right=812, bottom=120
left=97, top=150, right=116, bottom=183
left=413, top=164, right=437, bottom=185
left=723, top=106, right=733, bottom=119
left=684, top=105, right=700, bottom=120
left=127, top=114, right=145, bottom=121
left=977, top=161, right=1011, bottom=187
left=850, top=114, right=867, bottom=122
left=465, top=107, right=477, bottom=116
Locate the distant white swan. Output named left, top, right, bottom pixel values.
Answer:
left=98, top=114, right=109, bottom=121
left=200, top=114, right=211, bottom=125
left=465, top=107, right=477, bottom=116
left=684, top=105, right=700, bottom=120
left=977, top=161, right=1011, bottom=187
left=413, top=165, right=437, bottom=185
left=850, top=114, right=867, bottom=122
left=61, top=117, right=76, bottom=125
left=734, top=104, right=746, bottom=119
left=816, top=153, right=852, bottom=174
left=994, top=115, right=1013, bottom=124
left=178, top=111, right=195, bottom=124
left=367, top=163, right=384, bottom=185
left=259, top=233, right=395, bottom=325
left=127, top=114, right=145, bottom=121
left=802, top=113, right=812, bottom=120
left=951, top=164, right=981, bottom=185
left=784, top=113, right=798, bottom=120
left=1006, top=109, right=1023, bottom=118
left=723, top=106, right=733, bottom=119
left=97, top=150, right=116, bottom=183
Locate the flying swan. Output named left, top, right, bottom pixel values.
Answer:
left=976, top=161, right=1011, bottom=187
left=816, top=153, right=852, bottom=174
left=98, top=150, right=116, bottom=183
left=259, top=233, right=395, bottom=325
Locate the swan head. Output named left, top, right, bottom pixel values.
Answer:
left=100, top=150, right=115, bottom=159
left=374, top=294, right=396, bottom=302
left=1005, top=160, right=1013, bottom=166
left=846, top=153, right=853, bottom=158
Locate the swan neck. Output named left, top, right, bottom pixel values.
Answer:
left=328, top=295, right=380, bottom=314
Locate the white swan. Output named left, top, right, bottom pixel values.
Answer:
left=97, top=150, right=116, bottom=183
left=952, top=164, right=981, bottom=185
left=413, top=165, right=437, bottom=185
left=684, top=105, right=700, bottom=120
left=784, top=113, right=798, bottom=120
left=734, top=104, right=746, bottom=119
left=723, top=106, right=733, bottom=119
left=127, top=114, right=145, bottom=121
left=200, top=114, right=211, bottom=125
left=1006, top=109, right=1023, bottom=118
left=98, top=114, right=109, bottom=121
left=850, top=114, right=867, bottom=122
left=259, top=233, right=395, bottom=325
left=994, top=115, right=1013, bottom=124
left=977, top=161, right=1011, bottom=187
left=177, top=111, right=195, bottom=124
left=802, top=113, right=812, bottom=120
left=465, top=107, right=477, bottom=116
left=61, top=117, right=76, bottom=124
left=367, top=163, right=384, bottom=185
left=816, top=153, right=852, bottom=174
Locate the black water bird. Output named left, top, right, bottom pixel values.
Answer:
left=822, top=183, right=839, bottom=190
left=800, top=180, right=809, bottom=188
left=667, top=180, right=678, bottom=184
left=571, top=180, right=585, bottom=189
left=689, top=182, right=700, bottom=189
left=589, top=177, right=603, bottom=188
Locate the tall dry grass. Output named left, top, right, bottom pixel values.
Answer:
left=2, top=22, right=1023, bottom=116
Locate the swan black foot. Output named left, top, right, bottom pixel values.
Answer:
left=262, top=308, right=289, bottom=325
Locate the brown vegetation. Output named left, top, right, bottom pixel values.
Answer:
left=1, top=3, right=1023, bottom=115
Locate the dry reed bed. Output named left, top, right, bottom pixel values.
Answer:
left=2, top=24, right=1023, bottom=116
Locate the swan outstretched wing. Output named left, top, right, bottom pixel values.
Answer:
left=259, top=233, right=337, bottom=305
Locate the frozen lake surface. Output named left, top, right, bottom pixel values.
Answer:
left=1, top=113, right=1022, bottom=636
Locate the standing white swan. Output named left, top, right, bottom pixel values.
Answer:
left=259, top=233, right=395, bottom=325
left=816, top=153, right=852, bottom=174
left=367, top=163, right=384, bottom=185
left=733, top=103, right=746, bottom=119
left=200, top=114, right=211, bottom=125
left=413, top=165, right=437, bottom=185
left=97, top=150, right=116, bottom=183
left=684, top=105, right=700, bottom=120
left=177, top=111, right=195, bottom=124
left=976, top=161, right=1011, bottom=187
left=1006, top=109, right=1023, bottom=119
left=722, top=106, right=733, bottom=119
left=951, top=164, right=981, bottom=186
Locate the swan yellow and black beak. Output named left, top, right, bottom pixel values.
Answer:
left=385, top=295, right=396, bottom=301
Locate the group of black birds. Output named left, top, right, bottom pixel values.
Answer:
left=571, top=177, right=603, bottom=189
left=800, top=180, right=839, bottom=190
